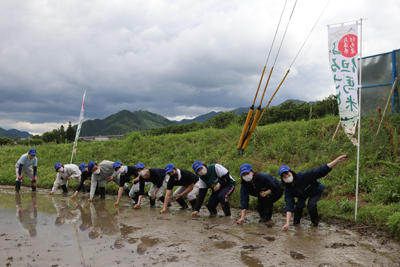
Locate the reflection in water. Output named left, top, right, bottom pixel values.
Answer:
left=0, top=188, right=398, bottom=267
left=88, top=201, right=119, bottom=239
left=15, top=192, right=37, bottom=237
left=76, top=201, right=92, bottom=231
left=51, top=196, right=80, bottom=226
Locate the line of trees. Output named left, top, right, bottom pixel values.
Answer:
left=41, top=121, right=76, bottom=143
left=144, top=95, right=339, bottom=136
left=0, top=122, right=77, bottom=146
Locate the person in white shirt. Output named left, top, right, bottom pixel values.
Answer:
left=51, top=162, right=82, bottom=194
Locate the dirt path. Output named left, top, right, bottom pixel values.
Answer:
left=1, top=186, right=399, bottom=266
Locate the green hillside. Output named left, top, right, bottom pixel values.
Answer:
left=1, top=115, right=399, bottom=237
left=0, top=128, right=32, bottom=139
left=80, top=110, right=173, bottom=136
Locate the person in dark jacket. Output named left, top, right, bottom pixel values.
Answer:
left=160, top=163, right=199, bottom=213
left=191, top=161, right=236, bottom=217
left=71, top=163, right=92, bottom=199
left=237, top=163, right=283, bottom=225
left=134, top=162, right=167, bottom=208
left=112, top=161, right=139, bottom=207
left=281, top=154, right=347, bottom=230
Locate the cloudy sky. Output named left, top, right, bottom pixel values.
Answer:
left=1, top=0, right=399, bottom=134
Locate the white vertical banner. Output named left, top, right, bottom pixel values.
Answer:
left=70, top=89, right=87, bottom=164
left=328, top=23, right=359, bottom=145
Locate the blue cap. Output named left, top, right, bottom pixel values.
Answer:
left=54, top=162, right=62, bottom=171
left=113, top=161, right=122, bottom=169
left=279, top=165, right=291, bottom=176
left=88, top=161, right=96, bottom=172
left=79, top=163, right=86, bottom=172
left=29, top=148, right=36, bottom=156
left=135, top=162, right=145, bottom=169
left=192, top=161, right=204, bottom=173
left=165, top=163, right=175, bottom=174
left=240, top=163, right=253, bottom=176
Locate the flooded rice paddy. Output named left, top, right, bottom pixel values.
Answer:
left=1, top=186, right=399, bottom=266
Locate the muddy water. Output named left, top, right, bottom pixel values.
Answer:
left=1, top=186, right=400, bottom=267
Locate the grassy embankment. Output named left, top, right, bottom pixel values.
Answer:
left=0, top=115, right=399, bottom=237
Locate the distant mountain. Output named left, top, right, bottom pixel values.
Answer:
left=231, top=107, right=249, bottom=115
left=0, top=128, right=32, bottom=139
left=78, top=99, right=308, bottom=136
left=177, top=111, right=222, bottom=124
left=279, top=99, right=307, bottom=106
left=176, top=107, right=249, bottom=124
left=80, top=110, right=173, bottom=136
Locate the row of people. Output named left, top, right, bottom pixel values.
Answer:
left=15, top=148, right=347, bottom=229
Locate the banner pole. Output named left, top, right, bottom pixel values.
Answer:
left=70, top=89, right=87, bottom=164
left=355, top=18, right=363, bottom=222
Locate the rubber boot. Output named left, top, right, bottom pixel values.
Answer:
left=99, top=187, right=106, bottom=199
left=149, top=197, right=156, bottom=207
left=124, top=186, right=130, bottom=196
left=293, top=207, right=303, bottom=225
left=15, top=180, right=21, bottom=192
left=258, top=206, right=268, bottom=222
left=207, top=205, right=218, bottom=217
left=61, top=184, right=68, bottom=194
left=176, top=198, right=188, bottom=209
left=309, top=208, right=319, bottom=227
left=158, top=196, right=171, bottom=207
left=31, top=182, right=36, bottom=192
left=189, top=200, right=197, bottom=211
left=131, top=193, right=139, bottom=204
left=221, top=202, right=231, bottom=217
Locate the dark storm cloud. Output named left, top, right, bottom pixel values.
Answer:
left=0, top=0, right=399, bottom=133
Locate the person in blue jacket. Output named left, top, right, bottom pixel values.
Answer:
left=237, top=163, right=283, bottom=225
left=280, top=154, right=347, bottom=230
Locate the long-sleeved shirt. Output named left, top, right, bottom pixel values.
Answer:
left=284, top=164, right=331, bottom=212
left=90, top=160, right=114, bottom=199
left=138, top=168, right=166, bottom=196
left=240, top=172, right=282, bottom=210
left=166, top=169, right=198, bottom=190
left=56, top=164, right=81, bottom=181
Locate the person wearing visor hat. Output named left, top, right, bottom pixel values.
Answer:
left=237, top=163, right=283, bottom=225
left=50, top=162, right=81, bottom=194
left=15, top=148, right=38, bottom=192
left=191, top=161, right=236, bottom=217
left=134, top=162, right=168, bottom=209
left=88, top=160, right=116, bottom=202
left=280, top=154, right=348, bottom=230
left=160, top=163, right=199, bottom=214
left=71, top=163, right=93, bottom=199
left=112, top=161, right=139, bottom=207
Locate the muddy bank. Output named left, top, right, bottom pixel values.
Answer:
left=1, top=186, right=400, bottom=266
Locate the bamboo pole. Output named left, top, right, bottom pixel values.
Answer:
left=240, top=69, right=290, bottom=150
left=331, top=120, right=341, bottom=141
left=376, top=78, right=398, bottom=136
left=237, top=66, right=266, bottom=150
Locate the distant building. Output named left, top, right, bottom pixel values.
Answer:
left=79, top=135, right=124, bottom=142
